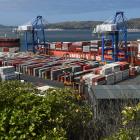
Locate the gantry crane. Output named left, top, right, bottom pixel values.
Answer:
left=18, top=16, right=47, bottom=53
left=95, top=11, right=127, bottom=62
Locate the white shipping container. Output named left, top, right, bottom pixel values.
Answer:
left=90, top=40, right=101, bottom=44
left=135, top=66, right=140, bottom=74
left=62, top=46, right=68, bottom=50
left=96, top=56, right=101, bottom=61
left=96, top=24, right=117, bottom=32
left=122, top=69, right=129, bottom=80
left=18, top=25, right=33, bottom=31
left=72, top=42, right=83, bottom=46
left=100, top=66, right=112, bottom=75
left=105, top=73, right=114, bottom=85
left=138, top=43, right=140, bottom=53
left=90, top=48, right=98, bottom=52
left=90, top=44, right=98, bottom=47
left=50, top=44, right=56, bottom=50
left=15, top=47, right=19, bottom=52
left=137, top=54, right=140, bottom=58
left=9, top=47, right=19, bottom=53
left=82, top=74, right=99, bottom=85
left=94, top=80, right=106, bottom=85
left=105, top=63, right=120, bottom=72
left=83, top=46, right=90, bottom=52
left=113, top=64, right=120, bottom=72
left=1, top=73, right=16, bottom=81
left=0, top=66, right=15, bottom=75
left=114, top=71, right=122, bottom=83
left=55, top=48, right=61, bottom=50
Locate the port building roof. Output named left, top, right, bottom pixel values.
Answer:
left=91, top=85, right=140, bottom=99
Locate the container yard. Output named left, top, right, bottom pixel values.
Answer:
left=0, top=49, right=139, bottom=93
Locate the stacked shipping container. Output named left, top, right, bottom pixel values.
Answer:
left=48, top=40, right=140, bottom=65
left=0, top=52, right=139, bottom=93
left=0, top=38, right=20, bottom=53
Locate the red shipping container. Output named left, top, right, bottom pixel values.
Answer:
left=134, top=58, right=140, bottom=66
left=116, top=61, right=129, bottom=71
left=92, top=75, right=106, bottom=82
left=75, top=47, right=83, bottom=52
left=68, top=45, right=76, bottom=51
left=92, top=67, right=102, bottom=74
left=3, top=47, right=9, bottom=52
left=104, top=55, right=113, bottom=61
left=82, top=41, right=90, bottom=46
left=83, top=65, right=93, bottom=70
left=0, top=60, right=3, bottom=66
left=55, top=42, right=62, bottom=48
left=129, top=67, right=137, bottom=77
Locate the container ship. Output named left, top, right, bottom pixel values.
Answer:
left=47, top=40, right=140, bottom=66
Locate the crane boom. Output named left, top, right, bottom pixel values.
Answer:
left=17, top=16, right=47, bottom=54
left=95, top=11, right=127, bottom=62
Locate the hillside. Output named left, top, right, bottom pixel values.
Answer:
left=47, top=19, right=140, bottom=30
left=0, top=18, right=140, bottom=30
left=47, top=21, right=102, bottom=29
left=127, top=18, right=140, bottom=29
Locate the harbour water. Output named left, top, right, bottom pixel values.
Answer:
left=0, top=29, right=140, bottom=51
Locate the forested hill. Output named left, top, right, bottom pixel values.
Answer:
left=127, top=18, right=140, bottom=29
left=47, top=18, right=140, bottom=29
left=47, top=21, right=102, bottom=30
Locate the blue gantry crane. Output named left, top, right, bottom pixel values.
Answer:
left=95, top=11, right=127, bottom=62
left=18, top=16, right=47, bottom=53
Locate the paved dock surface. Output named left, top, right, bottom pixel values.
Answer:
left=20, top=74, right=140, bottom=87
left=117, top=75, right=140, bottom=85
left=20, top=74, right=64, bottom=88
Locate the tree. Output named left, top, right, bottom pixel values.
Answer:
left=0, top=81, right=93, bottom=140
left=105, top=103, right=140, bottom=140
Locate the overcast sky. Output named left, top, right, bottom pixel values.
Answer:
left=0, top=0, right=140, bottom=25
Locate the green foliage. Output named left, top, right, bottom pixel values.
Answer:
left=0, top=81, right=93, bottom=140
left=105, top=103, right=140, bottom=140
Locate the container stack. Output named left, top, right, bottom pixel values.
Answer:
left=40, top=39, right=140, bottom=66
left=100, top=65, right=114, bottom=85
left=105, top=63, right=122, bottom=83
left=0, top=50, right=139, bottom=91
left=116, top=62, right=129, bottom=80
left=82, top=73, right=106, bottom=85
left=0, top=66, right=16, bottom=81
left=49, top=40, right=113, bottom=61
left=0, top=38, right=20, bottom=53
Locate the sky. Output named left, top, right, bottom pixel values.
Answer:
left=0, top=0, right=140, bottom=25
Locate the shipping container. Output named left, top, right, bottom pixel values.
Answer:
left=105, top=73, right=114, bottom=85
left=122, top=69, right=129, bottom=80
left=100, top=66, right=113, bottom=75
left=0, top=66, right=15, bottom=75
left=114, top=71, right=122, bottom=83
